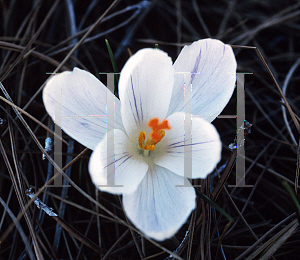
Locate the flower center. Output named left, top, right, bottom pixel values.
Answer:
left=138, top=118, right=171, bottom=156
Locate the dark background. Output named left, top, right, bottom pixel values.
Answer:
left=0, top=0, right=300, bottom=259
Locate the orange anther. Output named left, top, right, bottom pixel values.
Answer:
left=144, top=144, right=155, bottom=151
left=138, top=131, right=145, bottom=149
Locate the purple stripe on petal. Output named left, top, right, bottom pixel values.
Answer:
left=193, top=42, right=227, bottom=104
left=128, top=95, right=137, bottom=125
left=168, top=140, right=215, bottom=149
left=130, top=76, right=140, bottom=124
left=168, top=141, right=185, bottom=147
left=140, top=95, right=143, bottom=121
left=191, top=47, right=201, bottom=83
left=104, top=152, right=131, bottom=169
left=117, top=154, right=133, bottom=168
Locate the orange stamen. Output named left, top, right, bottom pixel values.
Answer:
left=138, top=131, right=145, bottom=149
left=148, top=118, right=171, bottom=132
left=144, top=144, right=155, bottom=151
left=138, top=118, right=171, bottom=152
left=149, top=129, right=165, bottom=145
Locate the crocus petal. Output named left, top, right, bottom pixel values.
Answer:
left=155, top=112, right=221, bottom=179
left=167, top=38, right=237, bottom=122
left=43, top=67, right=123, bottom=150
left=123, top=165, right=195, bottom=241
left=119, top=49, right=174, bottom=138
left=89, top=129, right=148, bottom=194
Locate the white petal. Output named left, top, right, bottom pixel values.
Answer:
left=43, top=67, right=123, bottom=150
left=155, top=112, right=221, bottom=179
left=123, top=165, right=195, bottom=241
left=167, top=39, right=237, bottom=122
left=119, top=49, right=174, bottom=137
left=89, top=129, right=148, bottom=194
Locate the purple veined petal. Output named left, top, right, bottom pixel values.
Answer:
left=119, top=48, right=174, bottom=139
left=43, top=67, right=123, bottom=150
left=155, top=112, right=222, bottom=179
left=89, top=129, right=149, bottom=194
left=167, top=38, right=237, bottom=122
left=122, top=164, right=195, bottom=241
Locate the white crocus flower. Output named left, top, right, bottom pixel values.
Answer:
left=43, top=38, right=237, bottom=241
